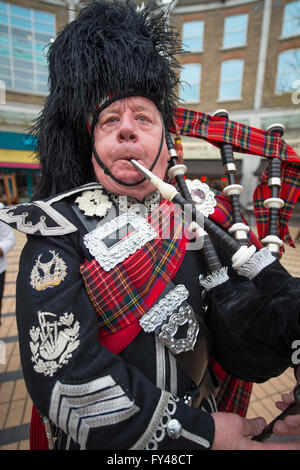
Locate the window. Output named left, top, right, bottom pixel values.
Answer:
left=0, top=1, right=56, bottom=94
left=282, top=0, right=300, bottom=38
left=223, top=14, right=248, bottom=48
left=219, top=59, right=244, bottom=100
left=182, top=21, right=204, bottom=52
left=179, top=63, right=201, bottom=102
left=275, top=48, right=300, bottom=94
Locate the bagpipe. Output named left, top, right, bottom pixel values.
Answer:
left=131, top=106, right=300, bottom=283
left=130, top=107, right=300, bottom=438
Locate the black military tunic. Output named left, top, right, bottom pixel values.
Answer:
left=1, top=183, right=299, bottom=450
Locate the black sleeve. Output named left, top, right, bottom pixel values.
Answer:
left=206, top=258, right=300, bottom=383
left=16, top=232, right=215, bottom=450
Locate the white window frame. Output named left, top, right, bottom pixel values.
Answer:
left=179, top=63, right=201, bottom=103
left=275, top=48, right=300, bottom=95
left=0, top=1, right=56, bottom=96
left=218, top=59, right=244, bottom=102
left=281, top=0, right=300, bottom=39
left=182, top=20, right=204, bottom=53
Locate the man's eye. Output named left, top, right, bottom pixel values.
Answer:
left=137, top=115, right=149, bottom=122
left=101, top=116, right=118, bottom=125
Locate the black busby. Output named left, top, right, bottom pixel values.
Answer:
left=31, top=0, right=182, bottom=200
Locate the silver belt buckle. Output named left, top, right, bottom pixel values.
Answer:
left=158, top=305, right=199, bottom=355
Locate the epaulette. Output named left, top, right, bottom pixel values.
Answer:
left=0, top=182, right=102, bottom=236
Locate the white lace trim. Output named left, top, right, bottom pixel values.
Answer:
left=235, top=247, right=276, bottom=280
left=131, top=392, right=210, bottom=450
left=199, top=266, right=229, bottom=291
left=185, top=179, right=216, bottom=217
left=108, top=190, right=161, bottom=214
left=145, top=394, right=179, bottom=450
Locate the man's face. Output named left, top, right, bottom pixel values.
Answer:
left=92, top=96, right=170, bottom=200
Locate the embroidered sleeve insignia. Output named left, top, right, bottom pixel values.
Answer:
left=30, top=249, right=69, bottom=293
left=29, top=311, right=80, bottom=377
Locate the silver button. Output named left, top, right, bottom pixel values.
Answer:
left=166, top=419, right=182, bottom=439
left=183, top=393, right=193, bottom=407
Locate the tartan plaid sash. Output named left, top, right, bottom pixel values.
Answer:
left=173, top=107, right=300, bottom=248
left=80, top=200, right=188, bottom=337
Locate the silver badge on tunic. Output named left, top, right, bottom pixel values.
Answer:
left=158, top=305, right=199, bottom=355
left=75, top=189, right=113, bottom=218
left=139, top=284, right=199, bottom=355
left=83, top=212, right=157, bottom=271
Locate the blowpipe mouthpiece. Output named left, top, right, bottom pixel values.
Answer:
left=130, top=159, right=178, bottom=201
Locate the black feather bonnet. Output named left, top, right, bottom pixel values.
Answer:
left=32, top=0, right=182, bottom=199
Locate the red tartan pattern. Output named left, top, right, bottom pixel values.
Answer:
left=254, top=162, right=300, bottom=248
left=173, top=107, right=299, bottom=161
left=31, top=109, right=300, bottom=449
left=210, top=358, right=253, bottom=416
left=211, top=193, right=264, bottom=250
left=172, top=107, right=300, bottom=249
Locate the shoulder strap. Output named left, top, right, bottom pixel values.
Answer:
left=0, top=183, right=103, bottom=237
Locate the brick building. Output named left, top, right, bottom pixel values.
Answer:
left=170, top=0, right=300, bottom=212
left=0, top=0, right=72, bottom=202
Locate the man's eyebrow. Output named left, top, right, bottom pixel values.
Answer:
left=134, top=105, right=149, bottom=111
left=99, top=102, right=155, bottom=120
left=100, top=105, right=120, bottom=117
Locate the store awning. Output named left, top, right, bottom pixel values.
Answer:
left=0, top=149, right=40, bottom=170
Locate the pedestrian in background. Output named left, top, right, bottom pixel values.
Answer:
left=0, top=204, right=16, bottom=324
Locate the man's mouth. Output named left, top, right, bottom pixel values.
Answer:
left=120, top=156, right=133, bottom=161
left=119, top=155, right=139, bottom=161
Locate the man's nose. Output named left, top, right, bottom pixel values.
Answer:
left=118, top=115, right=137, bottom=142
